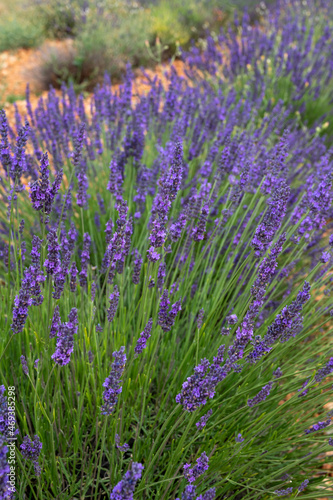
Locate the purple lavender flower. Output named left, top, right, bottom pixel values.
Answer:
left=305, top=419, right=331, bottom=435
left=329, top=438, right=333, bottom=446
left=298, top=479, right=309, bottom=492
left=247, top=382, right=273, bottom=407
left=20, top=435, right=42, bottom=477
left=29, top=152, right=62, bottom=214
left=197, top=309, right=205, bottom=329
left=69, top=262, right=77, bottom=292
left=196, top=409, right=212, bottom=430
left=273, top=367, right=283, bottom=379
left=34, top=359, right=39, bottom=369
left=196, top=488, right=216, bottom=500
left=147, top=246, right=161, bottom=262
left=314, top=357, right=333, bottom=382
left=251, top=181, right=290, bottom=255
left=158, top=289, right=182, bottom=332
left=97, top=193, right=106, bottom=214
left=79, top=233, right=91, bottom=287
left=183, top=452, right=209, bottom=483
left=51, top=308, right=78, bottom=366
left=11, top=121, right=29, bottom=189
left=11, top=269, right=33, bottom=334
left=18, top=219, right=24, bottom=235
left=44, top=228, right=61, bottom=276
left=235, top=433, right=244, bottom=443
left=115, top=434, right=130, bottom=452
left=29, top=236, right=45, bottom=306
left=176, top=485, right=197, bottom=500
left=226, top=314, right=238, bottom=325
left=101, top=347, right=126, bottom=415
left=157, top=260, right=166, bottom=289
left=88, top=350, right=94, bottom=364
left=68, top=222, right=78, bottom=253
left=247, top=282, right=311, bottom=363
left=107, top=157, right=122, bottom=199
left=72, top=123, right=85, bottom=168
left=274, top=488, right=293, bottom=497
left=148, top=277, right=155, bottom=288
left=320, top=251, right=331, bottom=264
left=135, top=318, right=153, bottom=354
left=176, top=345, right=226, bottom=412
left=20, top=356, right=28, bottom=376
left=110, top=461, right=143, bottom=499
left=76, top=158, right=89, bottom=208
left=107, top=286, right=120, bottom=323
left=132, top=250, right=142, bottom=285
left=158, top=290, right=170, bottom=328
left=91, top=281, right=97, bottom=301
left=192, top=204, right=209, bottom=241
left=50, top=305, right=61, bottom=339
left=0, top=109, right=12, bottom=176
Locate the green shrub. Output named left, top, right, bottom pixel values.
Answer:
left=0, top=17, right=43, bottom=52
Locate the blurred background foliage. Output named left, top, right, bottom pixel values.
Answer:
left=0, top=0, right=271, bottom=90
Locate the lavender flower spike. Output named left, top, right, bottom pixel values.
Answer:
left=20, top=435, right=42, bottom=477
left=247, top=382, right=273, bottom=408
left=115, top=434, right=130, bottom=452
left=110, top=461, right=144, bottom=499
left=135, top=318, right=153, bottom=354
left=107, top=286, right=120, bottom=323
left=183, top=452, right=209, bottom=483
left=101, top=347, right=126, bottom=415
left=51, top=308, right=78, bottom=366
left=20, top=356, right=29, bottom=376
left=196, top=409, right=212, bottom=430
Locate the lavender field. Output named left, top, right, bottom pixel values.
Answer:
left=1, top=0, right=333, bottom=498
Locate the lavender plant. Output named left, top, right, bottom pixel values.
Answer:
left=0, top=1, right=333, bottom=498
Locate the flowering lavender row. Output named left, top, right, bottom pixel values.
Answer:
left=0, top=0, right=333, bottom=498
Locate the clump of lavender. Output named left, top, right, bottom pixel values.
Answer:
left=20, top=435, right=42, bottom=476
left=101, top=347, right=126, bottom=415
left=110, top=461, right=143, bottom=499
